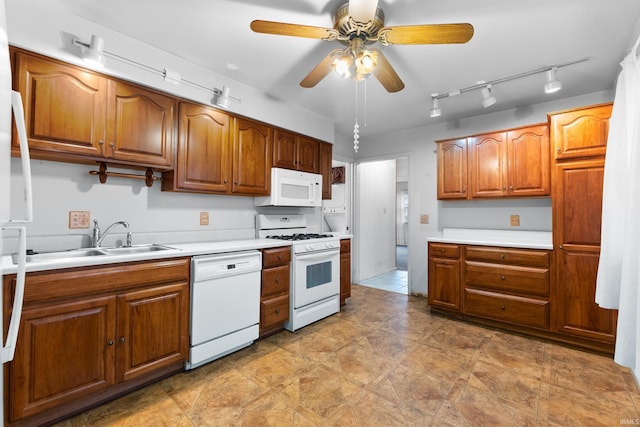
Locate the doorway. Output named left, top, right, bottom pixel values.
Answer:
left=355, top=157, right=409, bottom=294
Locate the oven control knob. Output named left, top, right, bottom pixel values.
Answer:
left=305, top=244, right=313, bottom=251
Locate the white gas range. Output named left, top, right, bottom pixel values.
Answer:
left=256, top=214, right=340, bottom=331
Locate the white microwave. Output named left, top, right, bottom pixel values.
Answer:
left=255, top=168, right=322, bottom=207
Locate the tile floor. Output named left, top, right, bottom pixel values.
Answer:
left=359, top=269, right=408, bottom=295
left=55, top=284, right=639, bottom=426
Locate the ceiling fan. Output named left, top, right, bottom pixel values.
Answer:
left=250, top=0, right=474, bottom=93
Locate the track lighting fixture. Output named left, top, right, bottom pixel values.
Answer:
left=71, top=35, right=105, bottom=67
left=69, top=34, right=242, bottom=109
left=429, top=96, right=441, bottom=118
left=481, top=84, right=496, bottom=108
left=544, top=67, right=562, bottom=94
left=212, top=86, right=241, bottom=109
left=428, top=57, right=587, bottom=118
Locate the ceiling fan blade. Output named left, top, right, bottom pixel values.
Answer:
left=348, top=0, right=379, bottom=22
left=372, top=51, right=405, bottom=93
left=300, top=50, right=342, bottom=88
left=250, top=20, right=338, bottom=40
left=379, top=23, right=474, bottom=45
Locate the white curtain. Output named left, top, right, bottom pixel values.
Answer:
left=596, top=36, right=640, bottom=369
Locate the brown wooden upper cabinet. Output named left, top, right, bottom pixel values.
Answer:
left=232, top=117, right=273, bottom=196
left=273, top=129, right=320, bottom=174
left=162, top=101, right=231, bottom=193
left=319, top=141, right=332, bottom=199
left=13, top=51, right=175, bottom=169
left=437, top=123, right=550, bottom=200
left=549, top=103, right=611, bottom=160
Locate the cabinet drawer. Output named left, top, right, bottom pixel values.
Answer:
left=465, top=246, right=549, bottom=267
left=260, top=294, right=289, bottom=328
left=464, top=288, right=549, bottom=330
left=464, top=262, right=549, bottom=297
left=261, top=265, right=290, bottom=298
left=429, top=243, right=460, bottom=259
left=262, top=247, right=291, bottom=268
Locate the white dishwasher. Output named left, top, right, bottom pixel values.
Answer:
left=187, top=250, right=262, bottom=370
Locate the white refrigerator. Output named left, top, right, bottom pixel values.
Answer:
left=1, top=0, right=31, bottom=423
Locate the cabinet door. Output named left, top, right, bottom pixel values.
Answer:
left=428, top=257, right=461, bottom=311
left=106, top=81, right=175, bottom=168
left=9, top=296, right=116, bottom=421
left=14, top=53, right=106, bottom=157
left=232, top=117, right=272, bottom=195
left=116, top=282, right=189, bottom=383
left=550, top=103, right=612, bottom=160
left=468, top=132, right=508, bottom=198
left=437, top=138, right=468, bottom=199
left=552, top=158, right=616, bottom=342
left=297, top=136, right=320, bottom=173
left=340, top=251, right=351, bottom=305
left=273, top=129, right=298, bottom=170
left=166, top=101, right=231, bottom=193
left=320, top=141, right=333, bottom=199
left=507, top=125, right=550, bottom=196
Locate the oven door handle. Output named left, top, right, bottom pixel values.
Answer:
left=295, top=249, right=339, bottom=261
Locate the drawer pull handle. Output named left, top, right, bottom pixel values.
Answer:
left=500, top=254, right=505, bottom=259
left=441, top=248, right=445, bottom=253
left=108, top=340, right=114, bottom=346
left=275, top=308, right=280, bottom=314
left=119, top=336, right=126, bottom=343
left=275, top=278, right=280, bottom=283
left=278, top=255, right=282, bottom=260
left=501, top=275, right=505, bottom=280
left=501, top=305, right=506, bottom=310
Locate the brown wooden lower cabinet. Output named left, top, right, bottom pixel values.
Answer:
left=427, top=242, right=616, bottom=355
left=2, top=258, right=190, bottom=426
left=340, top=239, right=351, bottom=305
left=259, top=246, right=291, bottom=337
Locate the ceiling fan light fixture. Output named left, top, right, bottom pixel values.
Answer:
left=355, top=49, right=378, bottom=76
left=544, top=67, right=562, bottom=93
left=429, top=96, right=441, bottom=118
left=332, top=54, right=353, bottom=79
left=481, top=84, right=496, bottom=108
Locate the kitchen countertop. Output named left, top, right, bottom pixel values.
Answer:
left=427, top=228, right=553, bottom=250
left=0, top=238, right=289, bottom=275
left=1, top=233, right=354, bottom=275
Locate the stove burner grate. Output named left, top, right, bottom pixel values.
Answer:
left=267, top=233, right=334, bottom=241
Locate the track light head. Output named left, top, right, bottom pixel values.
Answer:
left=544, top=67, right=562, bottom=93
left=481, top=84, right=496, bottom=108
left=72, top=34, right=105, bottom=68
left=429, top=96, right=441, bottom=118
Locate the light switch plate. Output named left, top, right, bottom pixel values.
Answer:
left=510, top=214, right=520, bottom=227
left=200, top=212, right=210, bottom=226
left=69, top=211, right=90, bottom=229
left=420, top=214, right=429, bottom=224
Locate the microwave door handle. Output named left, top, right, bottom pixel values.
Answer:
left=9, top=91, right=33, bottom=224
left=1, top=226, right=27, bottom=362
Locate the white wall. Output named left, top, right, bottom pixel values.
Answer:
left=351, top=90, right=614, bottom=295
left=4, top=0, right=334, bottom=143
left=355, top=159, right=396, bottom=282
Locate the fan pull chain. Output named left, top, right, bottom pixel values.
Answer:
left=353, top=80, right=359, bottom=153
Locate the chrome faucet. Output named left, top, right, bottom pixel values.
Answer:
left=92, top=220, right=130, bottom=248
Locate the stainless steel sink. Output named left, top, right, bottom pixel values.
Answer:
left=12, top=248, right=109, bottom=264
left=102, top=244, right=176, bottom=255
left=12, top=244, right=176, bottom=264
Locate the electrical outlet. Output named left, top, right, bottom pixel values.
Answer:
left=200, top=211, right=209, bottom=226
left=510, top=214, right=520, bottom=227
left=69, top=211, right=90, bottom=229
left=420, top=214, right=429, bottom=224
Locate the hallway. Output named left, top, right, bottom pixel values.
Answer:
left=358, top=246, right=408, bottom=294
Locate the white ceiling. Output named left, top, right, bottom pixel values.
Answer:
left=51, top=0, right=640, bottom=139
